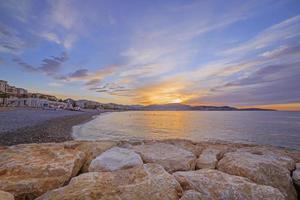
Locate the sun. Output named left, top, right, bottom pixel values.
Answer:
left=170, top=98, right=183, bottom=103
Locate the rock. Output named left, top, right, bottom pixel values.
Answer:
left=64, top=140, right=119, bottom=172
left=37, top=164, right=182, bottom=200
left=180, top=190, right=204, bottom=200
left=218, top=148, right=296, bottom=200
left=88, top=147, right=143, bottom=172
left=173, top=169, right=285, bottom=200
left=236, top=147, right=296, bottom=170
left=0, top=190, right=14, bottom=200
left=196, top=148, right=222, bottom=169
left=131, top=143, right=196, bottom=172
left=293, top=168, right=300, bottom=193
left=296, top=163, right=300, bottom=169
left=159, top=139, right=204, bottom=156
left=0, top=143, right=85, bottom=200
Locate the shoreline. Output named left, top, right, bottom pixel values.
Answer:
left=0, top=109, right=105, bottom=146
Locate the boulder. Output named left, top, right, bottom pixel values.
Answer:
left=0, top=190, right=14, bottom=200
left=196, top=148, right=221, bottom=169
left=234, top=147, right=296, bottom=170
left=37, top=164, right=182, bottom=200
left=0, top=143, right=85, bottom=200
left=180, top=190, right=204, bottom=200
left=218, top=148, right=296, bottom=200
left=131, top=143, right=196, bottom=172
left=293, top=168, right=300, bottom=193
left=296, top=163, right=300, bottom=169
left=159, top=139, right=204, bottom=156
left=64, top=140, right=118, bottom=172
left=88, top=147, right=143, bottom=172
left=173, top=169, right=285, bottom=200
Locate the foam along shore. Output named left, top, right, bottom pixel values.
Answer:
left=0, top=139, right=299, bottom=200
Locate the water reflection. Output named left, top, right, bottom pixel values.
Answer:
left=73, top=111, right=300, bottom=150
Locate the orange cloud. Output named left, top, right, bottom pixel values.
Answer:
left=133, top=78, right=196, bottom=105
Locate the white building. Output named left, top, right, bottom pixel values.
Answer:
left=16, top=88, right=28, bottom=97
left=0, top=80, right=7, bottom=93
left=7, top=98, right=49, bottom=108
left=7, top=98, right=67, bottom=109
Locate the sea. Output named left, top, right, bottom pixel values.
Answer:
left=72, top=111, right=300, bottom=150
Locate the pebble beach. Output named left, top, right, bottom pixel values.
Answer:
left=0, top=108, right=101, bottom=146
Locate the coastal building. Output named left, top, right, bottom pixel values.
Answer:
left=0, top=80, right=7, bottom=93
left=0, top=80, right=8, bottom=106
left=16, top=88, right=28, bottom=97
left=27, top=93, right=58, bottom=101
left=76, top=99, right=101, bottom=109
left=6, top=98, right=67, bottom=109
left=6, top=85, right=18, bottom=96
left=7, top=98, right=49, bottom=108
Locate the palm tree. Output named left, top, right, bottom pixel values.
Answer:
left=0, top=92, right=9, bottom=106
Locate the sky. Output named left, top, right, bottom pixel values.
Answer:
left=0, top=0, right=300, bottom=110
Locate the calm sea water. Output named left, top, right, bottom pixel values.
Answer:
left=72, top=111, right=300, bottom=150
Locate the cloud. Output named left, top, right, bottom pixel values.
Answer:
left=0, top=23, right=27, bottom=54
left=222, top=15, right=300, bottom=56
left=13, top=52, right=68, bottom=75
left=40, top=52, right=68, bottom=75
left=260, top=44, right=300, bottom=59
left=193, top=59, right=300, bottom=106
left=48, top=82, right=63, bottom=87
left=69, top=69, right=89, bottom=78
left=117, top=0, right=259, bottom=82
left=56, top=65, right=119, bottom=88
left=12, top=57, right=36, bottom=72
left=85, top=79, right=101, bottom=86
left=0, top=0, right=33, bottom=23
left=51, top=0, right=77, bottom=30
left=62, top=34, right=77, bottom=49
left=40, top=32, right=61, bottom=44
left=89, top=83, right=132, bottom=97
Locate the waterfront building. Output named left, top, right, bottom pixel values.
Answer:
left=0, top=80, right=7, bottom=93
left=6, top=85, right=18, bottom=96
left=16, top=88, right=28, bottom=97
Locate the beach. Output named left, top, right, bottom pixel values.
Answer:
left=0, top=108, right=101, bottom=146
left=0, top=108, right=300, bottom=199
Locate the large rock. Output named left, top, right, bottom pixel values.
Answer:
left=0, top=143, right=85, bottom=200
left=293, top=168, right=300, bottom=194
left=88, top=147, right=143, bottom=172
left=131, top=143, right=196, bottom=172
left=64, top=140, right=118, bottom=172
left=0, top=190, right=14, bottom=200
left=173, top=169, right=285, bottom=200
left=180, top=190, right=204, bottom=200
left=158, top=139, right=204, bottom=156
left=37, top=164, right=182, bottom=200
left=218, top=148, right=296, bottom=200
left=196, top=148, right=222, bottom=169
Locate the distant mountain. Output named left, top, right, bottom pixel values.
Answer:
left=192, top=105, right=238, bottom=111
left=238, top=108, right=276, bottom=111
left=86, top=102, right=276, bottom=111
left=136, top=103, right=275, bottom=111
left=142, top=103, right=192, bottom=110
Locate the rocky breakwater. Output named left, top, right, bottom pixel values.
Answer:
left=0, top=139, right=299, bottom=200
